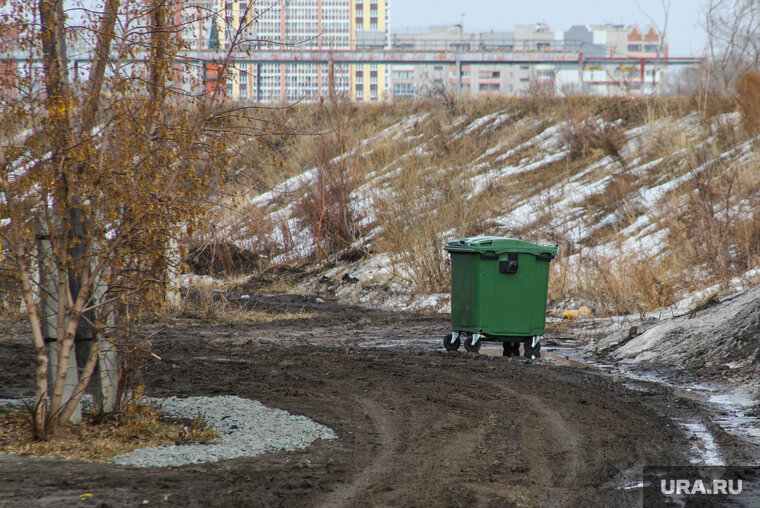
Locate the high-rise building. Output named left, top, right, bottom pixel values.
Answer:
left=182, top=0, right=390, bottom=103
left=350, top=0, right=390, bottom=102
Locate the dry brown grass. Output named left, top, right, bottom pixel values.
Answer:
left=204, top=95, right=760, bottom=316
left=175, top=281, right=316, bottom=324
left=548, top=250, right=680, bottom=315
left=0, top=400, right=219, bottom=462
left=293, top=137, right=362, bottom=258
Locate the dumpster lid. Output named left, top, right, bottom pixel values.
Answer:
left=444, top=236, right=558, bottom=257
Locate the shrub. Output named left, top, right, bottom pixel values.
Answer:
left=735, top=70, right=760, bottom=135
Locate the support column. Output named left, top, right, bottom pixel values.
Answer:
left=328, top=55, right=335, bottom=102
left=456, top=60, right=462, bottom=97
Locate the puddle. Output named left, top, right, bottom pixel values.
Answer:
left=478, top=344, right=598, bottom=368
left=707, top=390, right=760, bottom=441
left=543, top=351, right=597, bottom=369
left=679, top=420, right=725, bottom=465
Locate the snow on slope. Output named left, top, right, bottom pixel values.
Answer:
left=222, top=104, right=760, bottom=313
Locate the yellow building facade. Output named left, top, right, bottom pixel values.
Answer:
left=350, top=0, right=389, bottom=102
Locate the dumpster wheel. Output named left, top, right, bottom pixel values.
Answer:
left=523, top=337, right=541, bottom=359
left=443, top=333, right=461, bottom=351
left=463, top=334, right=482, bottom=353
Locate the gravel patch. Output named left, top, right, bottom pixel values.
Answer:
left=0, top=395, right=337, bottom=468
left=109, top=395, right=337, bottom=467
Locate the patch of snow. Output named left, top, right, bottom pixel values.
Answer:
left=460, top=110, right=507, bottom=137
left=251, top=167, right=318, bottom=207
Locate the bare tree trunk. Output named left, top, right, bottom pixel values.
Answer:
left=12, top=232, right=50, bottom=438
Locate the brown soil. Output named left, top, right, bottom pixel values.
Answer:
left=0, top=298, right=731, bottom=507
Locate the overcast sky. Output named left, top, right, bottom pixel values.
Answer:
left=390, top=0, right=706, bottom=57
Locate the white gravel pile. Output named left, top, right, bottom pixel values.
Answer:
left=106, top=395, right=336, bottom=468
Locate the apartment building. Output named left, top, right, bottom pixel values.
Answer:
left=351, top=0, right=390, bottom=102
left=182, top=0, right=389, bottom=103
left=389, top=23, right=668, bottom=100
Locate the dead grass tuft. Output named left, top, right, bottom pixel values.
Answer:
left=176, top=282, right=316, bottom=324
left=0, top=400, right=219, bottom=462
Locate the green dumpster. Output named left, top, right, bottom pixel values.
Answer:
left=443, top=236, right=558, bottom=358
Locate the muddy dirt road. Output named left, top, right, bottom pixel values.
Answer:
left=0, top=299, right=743, bottom=507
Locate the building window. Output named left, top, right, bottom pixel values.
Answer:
left=628, top=44, right=642, bottom=52
left=394, top=83, right=414, bottom=96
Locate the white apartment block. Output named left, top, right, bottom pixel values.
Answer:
left=390, top=23, right=670, bottom=100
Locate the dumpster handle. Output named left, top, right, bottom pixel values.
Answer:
left=480, top=252, right=498, bottom=260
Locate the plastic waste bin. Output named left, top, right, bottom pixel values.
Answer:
left=443, top=236, right=558, bottom=358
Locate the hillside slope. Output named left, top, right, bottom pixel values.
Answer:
left=208, top=98, right=760, bottom=316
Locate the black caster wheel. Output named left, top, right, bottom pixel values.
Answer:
left=523, top=338, right=541, bottom=359
left=464, top=335, right=482, bottom=353
left=443, top=333, right=461, bottom=351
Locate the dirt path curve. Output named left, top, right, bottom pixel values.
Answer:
left=0, top=309, right=699, bottom=507
left=484, top=378, right=583, bottom=506
left=316, top=397, right=398, bottom=507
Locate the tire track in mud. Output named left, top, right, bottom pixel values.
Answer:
left=316, top=369, right=586, bottom=507
left=316, top=398, right=397, bottom=508
left=485, top=378, right=583, bottom=506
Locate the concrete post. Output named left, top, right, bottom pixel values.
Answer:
left=36, top=223, right=82, bottom=424
left=165, top=236, right=181, bottom=309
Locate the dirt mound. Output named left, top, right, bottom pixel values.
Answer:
left=185, top=243, right=261, bottom=276
left=593, top=284, right=760, bottom=385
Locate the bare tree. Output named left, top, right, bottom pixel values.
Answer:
left=0, top=0, right=256, bottom=439
left=704, top=0, right=760, bottom=94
